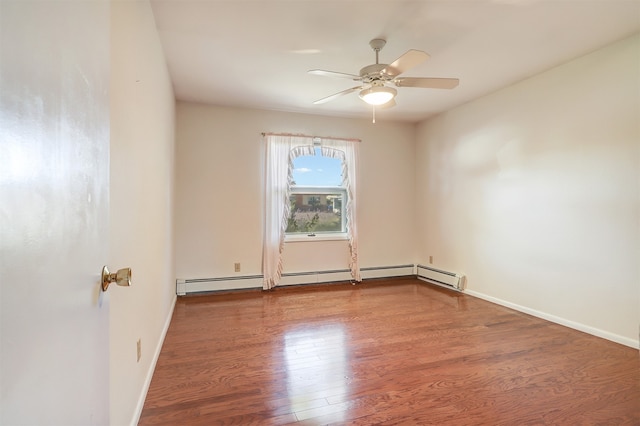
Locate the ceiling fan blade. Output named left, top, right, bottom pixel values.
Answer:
left=383, top=49, right=430, bottom=77
left=313, top=86, right=362, bottom=104
left=394, top=77, right=459, bottom=89
left=308, top=69, right=361, bottom=80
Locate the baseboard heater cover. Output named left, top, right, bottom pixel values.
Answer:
left=416, top=264, right=466, bottom=291
left=176, top=264, right=415, bottom=295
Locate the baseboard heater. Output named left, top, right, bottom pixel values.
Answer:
left=416, top=264, right=465, bottom=291
left=176, top=264, right=415, bottom=295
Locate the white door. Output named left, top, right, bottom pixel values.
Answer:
left=0, top=1, right=111, bottom=424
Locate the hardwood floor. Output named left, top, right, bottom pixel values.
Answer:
left=139, top=278, right=639, bottom=425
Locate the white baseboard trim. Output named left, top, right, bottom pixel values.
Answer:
left=131, top=293, right=177, bottom=426
left=464, top=289, right=638, bottom=349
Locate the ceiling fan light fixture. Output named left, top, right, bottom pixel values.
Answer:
left=359, top=86, right=397, bottom=105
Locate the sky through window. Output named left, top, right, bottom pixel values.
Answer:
left=292, top=147, right=342, bottom=186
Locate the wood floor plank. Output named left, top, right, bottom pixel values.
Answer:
left=140, top=278, right=639, bottom=425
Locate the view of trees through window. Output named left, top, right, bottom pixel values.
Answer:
left=286, top=148, right=345, bottom=234
left=286, top=192, right=343, bottom=233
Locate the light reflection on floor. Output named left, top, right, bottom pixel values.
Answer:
left=282, top=325, right=351, bottom=421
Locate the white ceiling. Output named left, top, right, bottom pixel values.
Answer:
left=150, top=0, right=640, bottom=123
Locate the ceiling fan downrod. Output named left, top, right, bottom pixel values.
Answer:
left=369, top=38, right=386, bottom=65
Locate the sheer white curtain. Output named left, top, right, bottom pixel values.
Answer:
left=320, top=140, right=361, bottom=283
left=262, top=134, right=361, bottom=290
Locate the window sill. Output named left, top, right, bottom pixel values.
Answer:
left=285, top=233, right=348, bottom=243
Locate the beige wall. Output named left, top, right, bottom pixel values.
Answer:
left=416, top=34, right=640, bottom=346
left=110, top=1, right=176, bottom=424
left=174, top=104, right=417, bottom=280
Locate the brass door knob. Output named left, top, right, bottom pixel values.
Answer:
left=101, top=266, right=132, bottom=291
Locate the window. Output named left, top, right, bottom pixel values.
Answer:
left=287, top=187, right=346, bottom=234
left=262, top=133, right=360, bottom=288
left=285, top=147, right=347, bottom=240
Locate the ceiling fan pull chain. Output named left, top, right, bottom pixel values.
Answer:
left=372, top=105, right=376, bottom=124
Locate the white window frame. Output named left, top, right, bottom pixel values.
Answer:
left=285, top=185, right=348, bottom=242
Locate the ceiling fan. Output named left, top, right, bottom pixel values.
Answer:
left=309, top=39, right=459, bottom=108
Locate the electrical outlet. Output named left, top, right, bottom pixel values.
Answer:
left=429, top=256, right=433, bottom=264
left=234, top=262, right=241, bottom=272
left=136, top=339, right=141, bottom=362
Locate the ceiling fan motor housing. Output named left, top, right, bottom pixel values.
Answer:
left=360, top=64, right=391, bottom=83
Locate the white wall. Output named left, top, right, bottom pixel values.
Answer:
left=109, top=1, right=176, bottom=424
left=416, top=34, right=640, bottom=347
left=175, top=104, right=416, bottom=280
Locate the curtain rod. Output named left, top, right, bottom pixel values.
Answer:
left=261, top=132, right=361, bottom=143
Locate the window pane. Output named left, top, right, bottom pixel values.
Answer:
left=292, top=148, right=342, bottom=186
left=286, top=192, right=343, bottom=233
